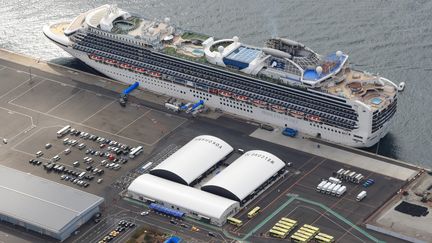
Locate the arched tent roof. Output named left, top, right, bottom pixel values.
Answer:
left=127, top=174, right=239, bottom=220
left=201, top=150, right=285, bottom=201
left=150, top=135, right=233, bottom=185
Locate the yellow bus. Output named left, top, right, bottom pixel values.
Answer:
left=293, top=232, right=311, bottom=240
left=303, top=224, right=320, bottom=233
left=269, top=229, right=287, bottom=239
left=227, top=217, right=243, bottom=227
left=315, top=233, right=335, bottom=242
left=275, top=223, right=292, bottom=231
left=281, top=217, right=297, bottom=225
left=299, top=227, right=317, bottom=236
left=291, top=234, right=308, bottom=243
left=272, top=226, right=288, bottom=233
left=247, top=206, right=261, bottom=219
left=278, top=220, right=294, bottom=228
left=297, top=230, right=313, bottom=238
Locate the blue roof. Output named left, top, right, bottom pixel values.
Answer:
left=150, top=203, right=185, bottom=218
left=164, top=236, right=181, bottom=243
left=226, top=46, right=260, bottom=64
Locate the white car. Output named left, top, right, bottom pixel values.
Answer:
left=36, top=151, right=43, bottom=157
left=140, top=211, right=149, bottom=216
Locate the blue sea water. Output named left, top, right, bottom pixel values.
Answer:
left=1, top=0, right=431, bottom=168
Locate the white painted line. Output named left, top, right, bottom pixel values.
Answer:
left=11, top=125, right=62, bottom=151
left=80, top=100, right=116, bottom=124
left=147, top=111, right=187, bottom=147
left=0, top=106, right=35, bottom=141
left=7, top=79, right=46, bottom=104
left=8, top=101, right=150, bottom=145
left=115, top=109, right=152, bottom=135
left=0, top=78, right=32, bottom=100
left=46, top=90, right=83, bottom=114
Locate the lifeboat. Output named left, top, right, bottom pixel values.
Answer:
left=306, top=114, right=321, bottom=123
left=133, top=67, right=146, bottom=73
left=271, top=105, right=286, bottom=114
left=89, top=54, right=103, bottom=61
left=235, top=95, right=249, bottom=102
left=105, top=59, right=117, bottom=65
left=209, top=88, right=219, bottom=94
left=120, top=63, right=132, bottom=69
left=252, top=99, right=268, bottom=108
left=290, top=110, right=304, bottom=118
left=219, top=90, right=233, bottom=98
left=150, top=71, right=162, bottom=78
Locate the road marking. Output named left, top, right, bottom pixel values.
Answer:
left=234, top=157, right=324, bottom=232
left=7, top=101, right=150, bottom=145
left=46, top=90, right=82, bottom=114
left=79, top=99, right=116, bottom=124
left=7, top=79, right=46, bottom=104
left=0, top=77, right=32, bottom=100
left=115, top=109, right=152, bottom=135
left=0, top=106, right=35, bottom=142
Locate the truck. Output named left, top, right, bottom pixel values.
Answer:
left=335, top=168, right=345, bottom=178
left=321, top=182, right=332, bottom=193
left=342, top=170, right=351, bottom=180
left=356, top=191, right=367, bottom=201
left=119, top=82, right=139, bottom=107
left=347, top=171, right=356, bottom=181
left=165, top=103, right=180, bottom=112
left=327, top=183, right=337, bottom=194
left=328, top=177, right=341, bottom=184
left=316, top=180, right=328, bottom=192
left=336, top=186, right=347, bottom=197
left=331, top=184, right=342, bottom=196
left=282, top=127, right=298, bottom=137
left=353, top=174, right=364, bottom=184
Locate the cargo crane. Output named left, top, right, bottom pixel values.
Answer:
left=119, top=82, right=139, bottom=107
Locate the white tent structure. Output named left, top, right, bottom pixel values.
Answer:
left=150, top=135, right=233, bottom=185
left=201, top=150, right=285, bottom=202
left=127, top=174, right=239, bottom=226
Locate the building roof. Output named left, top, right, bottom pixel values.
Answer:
left=128, top=174, right=239, bottom=220
left=201, top=150, right=285, bottom=201
left=0, top=166, right=104, bottom=234
left=150, top=135, right=233, bottom=185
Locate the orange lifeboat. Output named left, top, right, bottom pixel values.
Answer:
left=150, top=71, right=162, bottom=78
left=219, top=90, right=233, bottom=98
left=271, top=105, right=286, bottom=114
left=252, top=99, right=268, bottom=108
left=89, top=54, right=102, bottom=61
left=290, top=110, right=304, bottom=118
left=235, top=95, right=249, bottom=102
left=120, top=63, right=132, bottom=69
left=306, top=114, right=321, bottom=123
left=133, top=67, right=146, bottom=73
left=105, top=59, right=117, bottom=65
left=209, top=88, right=219, bottom=94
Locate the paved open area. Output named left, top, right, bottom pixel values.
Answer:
left=0, top=51, right=422, bottom=243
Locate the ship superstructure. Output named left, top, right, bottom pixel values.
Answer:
left=43, top=4, right=398, bottom=147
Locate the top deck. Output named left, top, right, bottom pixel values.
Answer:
left=54, top=4, right=398, bottom=111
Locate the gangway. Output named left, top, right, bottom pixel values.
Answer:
left=119, top=82, right=139, bottom=107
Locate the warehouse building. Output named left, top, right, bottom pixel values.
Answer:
left=127, top=173, right=239, bottom=226
left=150, top=135, right=233, bottom=185
left=202, top=150, right=285, bottom=204
left=0, top=165, right=104, bottom=241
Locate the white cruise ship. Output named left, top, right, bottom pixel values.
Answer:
left=43, top=4, right=399, bottom=147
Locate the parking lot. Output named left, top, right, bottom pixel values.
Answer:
left=0, top=64, right=186, bottom=197
left=0, top=57, right=411, bottom=243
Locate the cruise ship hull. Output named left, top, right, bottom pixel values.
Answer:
left=53, top=44, right=391, bottom=148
